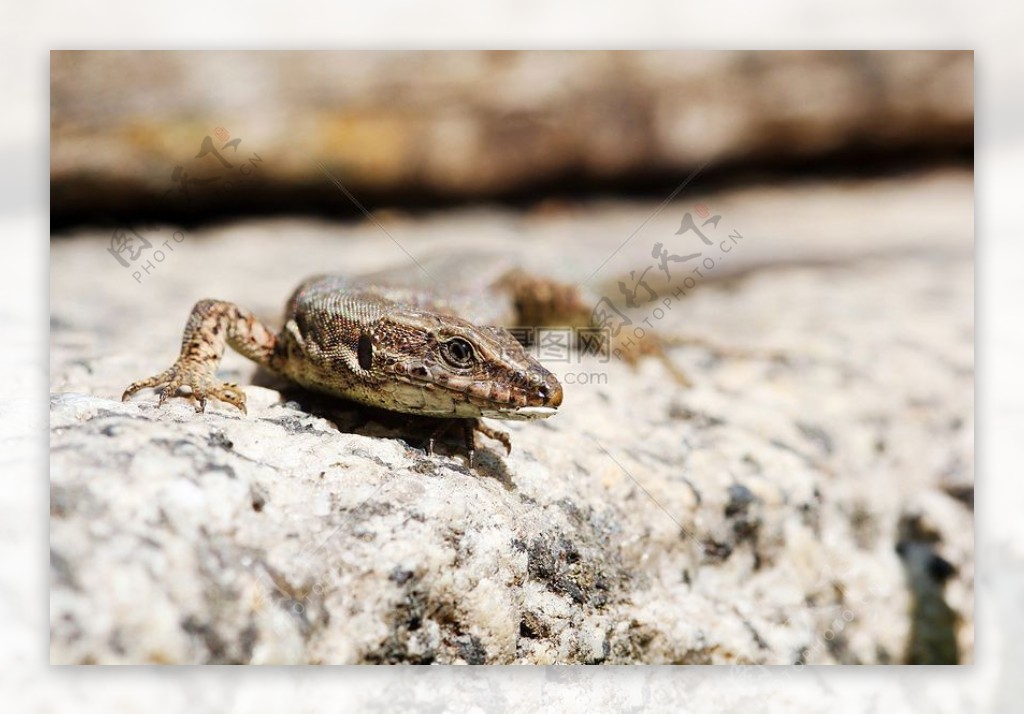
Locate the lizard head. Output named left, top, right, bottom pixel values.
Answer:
left=365, top=310, right=564, bottom=421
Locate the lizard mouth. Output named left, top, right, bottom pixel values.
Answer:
left=512, top=405, right=558, bottom=418
left=477, top=374, right=562, bottom=420
left=481, top=404, right=559, bottom=421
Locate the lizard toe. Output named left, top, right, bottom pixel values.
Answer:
left=122, top=368, right=176, bottom=402
left=157, top=379, right=186, bottom=406
left=208, top=383, right=247, bottom=414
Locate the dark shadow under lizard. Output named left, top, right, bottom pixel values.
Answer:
left=252, top=367, right=515, bottom=490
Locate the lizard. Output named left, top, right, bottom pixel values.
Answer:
left=120, top=259, right=629, bottom=464
left=121, top=252, right=696, bottom=464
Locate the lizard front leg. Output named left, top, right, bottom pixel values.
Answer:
left=122, top=299, right=279, bottom=414
left=422, top=419, right=511, bottom=467
left=468, top=419, right=511, bottom=453
left=461, top=419, right=511, bottom=468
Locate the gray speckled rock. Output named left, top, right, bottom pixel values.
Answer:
left=49, top=173, right=973, bottom=664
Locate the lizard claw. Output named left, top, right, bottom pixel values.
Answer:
left=208, top=382, right=247, bottom=414
left=123, top=362, right=247, bottom=414
left=122, top=367, right=176, bottom=403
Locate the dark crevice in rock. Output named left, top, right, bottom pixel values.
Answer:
left=896, top=514, right=961, bottom=665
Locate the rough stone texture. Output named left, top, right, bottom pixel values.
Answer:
left=50, top=50, right=972, bottom=223
left=49, top=171, right=973, bottom=664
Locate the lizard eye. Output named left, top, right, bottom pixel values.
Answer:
left=441, top=337, right=476, bottom=368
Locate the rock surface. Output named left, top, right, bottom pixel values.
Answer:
left=49, top=171, right=973, bottom=664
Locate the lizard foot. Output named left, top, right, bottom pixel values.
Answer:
left=122, top=361, right=247, bottom=414
left=421, top=419, right=510, bottom=468
left=464, top=419, right=512, bottom=467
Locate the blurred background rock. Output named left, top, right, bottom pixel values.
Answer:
left=50, top=50, right=972, bottom=228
